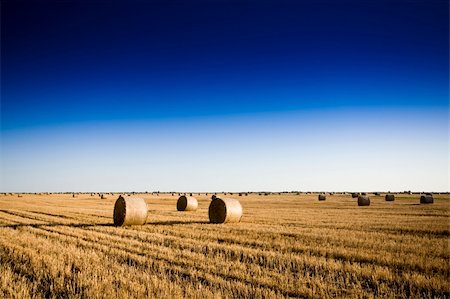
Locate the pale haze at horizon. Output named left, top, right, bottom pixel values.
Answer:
left=1, top=107, right=448, bottom=193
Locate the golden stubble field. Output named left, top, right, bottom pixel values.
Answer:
left=0, top=193, right=448, bottom=298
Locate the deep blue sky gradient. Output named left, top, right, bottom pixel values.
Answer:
left=1, top=1, right=449, bottom=191
left=2, top=0, right=448, bottom=129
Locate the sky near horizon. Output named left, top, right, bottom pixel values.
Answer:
left=1, top=0, right=449, bottom=192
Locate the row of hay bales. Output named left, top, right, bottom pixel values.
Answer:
left=318, top=193, right=434, bottom=206
left=177, top=195, right=243, bottom=223
left=113, top=195, right=243, bottom=226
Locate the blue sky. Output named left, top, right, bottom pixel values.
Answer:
left=1, top=0, right=448, bottom=192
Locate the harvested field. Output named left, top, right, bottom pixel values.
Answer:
left=0, top=193, right=448, bottom=298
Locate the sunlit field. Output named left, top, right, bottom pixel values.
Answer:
left=0, top=193, right=448, bottom=298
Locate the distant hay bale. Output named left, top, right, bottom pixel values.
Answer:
left=101, top=194, right=107, bottom=199
left=211, top=194, right=217, bottom=200
left=209, top=198, right=243, bottom=224
left=238, top=193, right=242, bottom=196
left=113, top=195, right=148, bottom=226
left=177, top=195, right=198, bottom=211
left=385, top=194, right=395, bottom=201
left=318, top=194, right=326, bottom=201
left=374, top=192, right=381, bottom=196
left=420, top=194, right=433, bottom=204
left=351, top=193, right=359, bottom=198
left=358, top=196, right=370, bottom=206
left=361, top=192, right=367, bottom=196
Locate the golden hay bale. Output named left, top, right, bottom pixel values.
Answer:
left=208, top=198, right=243, bottom=223
left=385, top=194, right=395, bottom=201
left=420, top=194, right=433, bottom=204
left=113, top=195, right=148, bottom=226
left=318, top=194, right=326, bottom=201
left=358, top=196, right=370, bottom=206
left=177, top=195, right=198, bottom=211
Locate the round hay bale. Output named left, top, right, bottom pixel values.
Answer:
left=420, top=195, right=433, bottom=204
left=351, top=192, right=359, bottom=198
left=358, top=196, right=370, bottom=206
left=385, top=194, right=395, bottom=201
left=113, top=195, right=148, bottom=226
left=209, top=198, right=243, bottom=224
left=177, top=195, right=198, bottom=211
left=211, top=194, right=217, bottom=200
left=318, top=194, right=326, bottom=201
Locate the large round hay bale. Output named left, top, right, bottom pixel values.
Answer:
left=385, top=194, right=395, bottom=201
left=358, top=196, right=370, bottom=206
left=420, top=195, right=433, bottom=204
left=209, top=198, right=243, bottom=223
left=318, top=194, right=326, bottom=201
left=177, top=195, right=198, bottom=211
left=113, top=195, right=148, bottom=226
